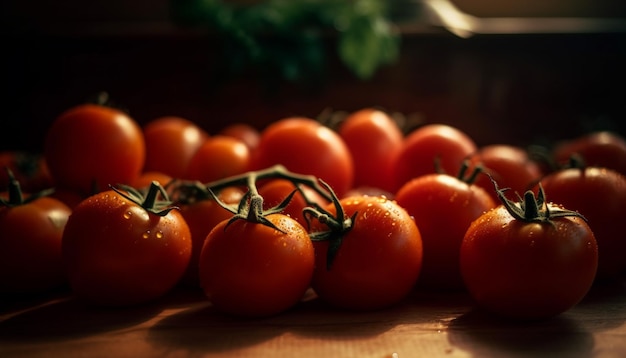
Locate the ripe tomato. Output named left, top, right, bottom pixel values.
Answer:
left=309, top=195, right=423, bottom=310
left=258, top=178, right=329, bottom=225
left=176, top=185, right=244, bottom=287
left=0, top=151, right=53, bottom=193
left=552, top=131, right=626, bottom=176
left=0, top=175, right=71, bottom=294
left=337, top=108, right=403, bottom=193
left=538, top=166, right=626, bottom=280
left=44, top=104, right=145, bottom=195
left=62, top=184, right=192, bottom=306
left=186, top=135, right=251, bottom=183
left=198, top=213, right=315, bottom=317
left=395, top=167, right=496, bottom=290
left=460, top=186, right=598, bottom=320
left=251, top=117, right=354, bottom=198
left=218, top=123, right=261, bottom=151
left=392, top=124, right=477, bottom=191
left=143, top=116, right=209, bottom=179
left=467, top=144, right=543, bottom=202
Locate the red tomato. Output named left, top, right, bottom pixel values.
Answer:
left=44, top=104, right=146, bottom=195
left=177, top=186, right=244, bottom=287
left=467, top=144, right=543, bottom=202
left=62, top=184, right=192, bottom=306
left=310, top=195, right=423, bottom=310
left=258, top=178, right=329, bottom=225
left=392, top=124, right=477, bottom=191
left=460, top=187, right=598, bottom=320
left=0, top=151, right=53, bottom=193
left=218, top=123, right=261, bottom=151
left=552, top=131, right=626, bottom=176
left=337, top=108, right=403, bottom=193
left=143, top=116, right=209, bottom=179
left=251, top=117, right=354, bottom=198
left=0, top=179, right=71, bottom=294
left=186, top=135, right=251, bottom=183
left=538, top=166, right=626, bottom=280
left=395, top=170, right=496, bottom=290
left=198, top=213, right=315, bottom=317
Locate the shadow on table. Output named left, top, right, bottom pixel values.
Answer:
left=0, top=296, right=162, bottom=342
left=447, top=309, right=594, bottom=357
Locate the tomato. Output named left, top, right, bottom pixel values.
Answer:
left=395, top=166, right=496, bottom=290
left=538, top=166, right=626, bottom=280
left=460, top=185, right=598, bottom=320
left=218, top=123, right=261, bottom=151
left=337, top=108, right=403, bottom=193
left=0, top=173, right=71, bottom=294
left=62, top=183, right=192, bottom=306
left=198, top=213, right=315, bottom=317
left=0, top=151, right=53, bottom=193
left=467, top=144, right=543, bottom=202
left=309, top=195, right=423, bottom=310
left=143, top=116, right=209, bottom=179
left=258, top=178, right=329, bottom=225
left=392, top=124, right=477, bottom=191
left=552, top=131, right=626, bottom=176
left=176, top=185, right=244, bottom=287
left=186, top=135, right=251, bottom=183
left=44, top=104, right=146, bottom=195
left=251, top=117, right=354, bottom=198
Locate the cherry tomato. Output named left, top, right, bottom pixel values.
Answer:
left=538, top=166, right=626, bottom=280
left=251, top=117, right=354, bottom=198
left=186, top=135, right=251, bottom=183
left=392, top=124, right=477, bottom=191
left=62, top=184, right=192, bottom=306
left=258, top=178, right=329, bottom=225
left=552, top=131, right=626, bottom=176
left=460, top=185, right=598, bottom=320
left=310, top=195, right=423, bottom=310
left=44, top=104, right=146, bottom=195
left=218, top=123, right=261, bottom=151
left=143, top=116, right=209, bottom=179
left=198, top=213, right=315, bottom=317
left=337, top=108, right=403, bottom=193
left=467, top=144, right=543, bottom=202
left=395, top=167, right=496, bottom=290
left=0, top=175, right=71, bottom=294
left=177, top=186, right=244, bottom=287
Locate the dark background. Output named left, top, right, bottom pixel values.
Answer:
left=2, top=0, right=626, bottom=152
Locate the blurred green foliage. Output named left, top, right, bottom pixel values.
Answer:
left=170, top=0, right=400, bottom=87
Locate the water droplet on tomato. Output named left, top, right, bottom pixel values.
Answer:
left=156, top=231, right=164, bottom=239
left=142, top=231, right=150, bottom=239
left=123, top=211, right=132, bottom=219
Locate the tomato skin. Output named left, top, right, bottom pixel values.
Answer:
left=251, top=118, right=354, bottom=198
left=553, top=131, right=626, bottom=176
left=44, top=104, right=146, bottom=195
left=62, top=190, right=192, bottom=306
left=258, top=179, right=329, bottom=225
left=311, top=196, right=423, bottom=310
left=198, top=214, right=314, bottom=317
left=0, top=197, right=71, bottom=294
left=337, top=108, right=403, bottom=193
left=538, top=167, right=626, bottom=280
left=218, top=123, right=261, bottom=151
left=395, top=174, right=496, bottom=290
left=178, top=187, right=244, bottom=287
left=186, top=135, right=251, bottom=183
left=143, top=116, right=209, bottom=179
left=392, top=124, right=477, bottom=191
left=460, top=205, right=598, bottom=320
left=467, top=144, right=543, bottom=202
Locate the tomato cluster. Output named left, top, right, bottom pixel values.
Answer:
left=2, top=99, right=626, bottom=321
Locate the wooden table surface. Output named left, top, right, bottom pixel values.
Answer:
left=2, top=278, right=626, bottom=358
